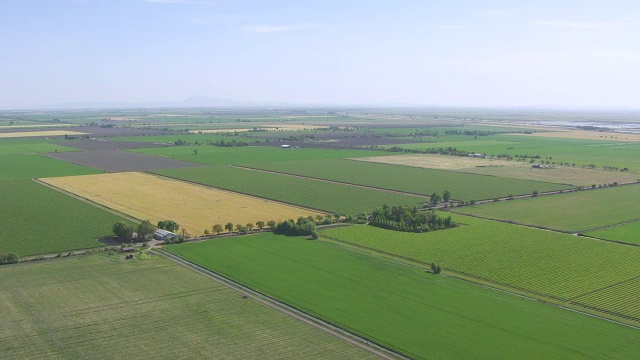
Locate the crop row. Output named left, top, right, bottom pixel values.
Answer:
left=572, top=276, right=640, bottom=321
left=0, top=255, right=373, bottom=360
left=320, top=215, right=640, bottom=304
left=153, top=165, right=424, bottom=215
left=453, top=185, right=640, bottom=232
left=247, top=158, right=570, bottom=200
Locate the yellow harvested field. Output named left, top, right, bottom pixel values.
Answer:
left=40, top=172, right=323, bottom=236
left=353, top=154, right=640, bottom=186
left=0, top=124, right=75, bottom=129
left=525, top=130, right=640, bottom=142
left=352, top=154, right=514, bottom=170
left=0, top=130, right=88, bottom=138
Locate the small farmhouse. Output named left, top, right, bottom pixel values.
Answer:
left=280, top=144, right=291, bottom=148
left=154, top=229, right=178, bottom=241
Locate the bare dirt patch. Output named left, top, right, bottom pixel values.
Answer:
left=62, top=140, right=171, bottom=151
left=40, top=172, right=324, bottom=236
left=352, top=154, right=640, bottom=186
left=45, top=149, right=203, bottom=172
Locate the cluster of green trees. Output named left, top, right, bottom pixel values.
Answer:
left=208, top=140, right=249, bottom=147
left=272, top=217, right=319, bottom=239
left=0, top=252, right=20, bottom=265
left=369, top=205, right=455, bottom=233
left=430, top=190, right=451, bottom=205
left=157, top=220, right=179, bottom=232
left=112, top=220, right=156, bottom=242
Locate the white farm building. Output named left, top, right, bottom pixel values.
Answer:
left=154, top=229, right=178, bottom=241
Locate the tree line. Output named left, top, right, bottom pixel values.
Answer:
left=369, top=205, right=456, bottom=233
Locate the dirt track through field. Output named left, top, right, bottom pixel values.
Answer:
left=159, top=249, right=407, bottom=360
left=229, top=165, right=431, bottom=199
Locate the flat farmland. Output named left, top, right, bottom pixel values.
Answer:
left=0, top=154, right=100, bottom=180
left=46, top=149, right=204, bottom=172
left=166, top=233, right=640, bottom=359
left=383, top=135, right=640, bottom=171
left=41, top=172, right=323, bottom=236
left=0, top=130, right=88, bottom=138
left=0, top=142, right=77, bottom=155
left=586, top=221, right=640, bottom=245
left=452, top=185, right=640, bottom=232
left=354, top=154, right=640, bottom=186
left=526, top=129, right=640, bottom=142
left=0, top=255, right=375, bottom=360
left=0, top=179, right=131, bottom=256
left=248, top=158, right=570, bottom=200
left=131, top=146, right=390, bottom=166
left=320, top=218, right=640, bottom=321
left=154, top=166, right=425, bottom=215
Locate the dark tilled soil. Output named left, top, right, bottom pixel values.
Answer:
left=61, top=140, right=172, bottom=151
left=45, top=149, right=204, bottom=172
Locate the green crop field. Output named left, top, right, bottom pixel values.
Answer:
left=0, top=255, right=375, bottom=360
left=0, top=141, right=77, bottom=155
left=0, top=154, right=100, bottom=180
left=586, top=221, right=640, bottom=245
left=153, top=166, right=423, bottom=215
left=166, top=233, right=640, bottom=359
left=132, top=146, right=390, bottom=165
left=320, top=216, right=640, bottom=319
left=0, top=180, right=133, bottom=256
left=572, top=277, right=640, bottom=321
left=382, top=135, right=640, bottom=170
left=452, top=185, right=640, bottom=232
left=248, top=158, right=570, bottom=200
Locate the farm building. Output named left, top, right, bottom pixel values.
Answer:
left=280, top=144, right=291, bottom=148
left=154, top=229, right=178, bottom=241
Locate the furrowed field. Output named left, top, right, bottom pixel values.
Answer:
left=320, top=216, right=640, bottom=322
left=0, top=180, right=131, bottom=256
left=130, top=145, right=390, bottom=165
left=586, top=221, right=640, bottom=245
left=247, top=158, right=570, bottom=200
left=154, top=166, right=424, bottom=215
left=41, top=172, right=322, bottom=236
left=0, top=255, right=375, bottom=360
left=166, top=233, right=640, bottom=359
left=0, top=154, right=100, bottom=180
left=452, top=185, right=640, bottom=232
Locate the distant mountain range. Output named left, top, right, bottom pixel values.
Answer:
left=32, top=96, right=289, bottom=110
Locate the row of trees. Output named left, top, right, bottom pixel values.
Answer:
left=430, top=190, right=451, bottom=206
left=112, top=220, right=156, bottom=242
left=272, top=217, right=319, bottom=239
left=369, top=205, right=456, bottom=233
left=208, top=215, right=334, bottom=236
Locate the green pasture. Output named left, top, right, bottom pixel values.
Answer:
left=0, top=139, right=77, bottom=155
left=0, top=255, right=373, bottom=360
left=586, top=221, right=640, bottom=245
left=383, top=135, right=640, bottom=170
left=167, top=233, right=640, bottom=359
left=153, top=166, right=423, bottom=215
left=133, top=146, right=389, bottom=166
left=0, top=180, right=132, bottom=256
left=0, top=154, right=100, bottom=180
left=320, top=216, right=640, bottom=309
left=248, top=158, right=570, bottom=200
left=452, top=185, right=640, bottom=232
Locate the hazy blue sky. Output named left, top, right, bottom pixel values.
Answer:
left=1, top=0, right=639, bottom=109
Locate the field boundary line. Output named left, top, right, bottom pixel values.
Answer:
left=229, top=165, right=431, bottom=199
left=156, top=249, right=409, bottom=360
left=568, top=275, right=640, bottom=302
left=319, top=233, right=640, bottom=330
left=32, top=177, right=142, bottom=224
left=146, top=171, right=335, bottom=215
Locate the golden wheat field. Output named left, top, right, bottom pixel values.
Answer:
left=40, top=172, right=323, bottom=236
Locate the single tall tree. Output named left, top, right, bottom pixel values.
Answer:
left=137, top=220, right=156, bottom=242
left=212, top=224, right=223, bottom=235
left=225, top=223, right=234, bottom=233
left=443, top=190, right=451, bottom=202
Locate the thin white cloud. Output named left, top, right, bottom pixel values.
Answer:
left=243, top=25, right=300, bottom=33
left=530, top=20, right=623, bottom=31
left=142, top=0, right=216, bottom=4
